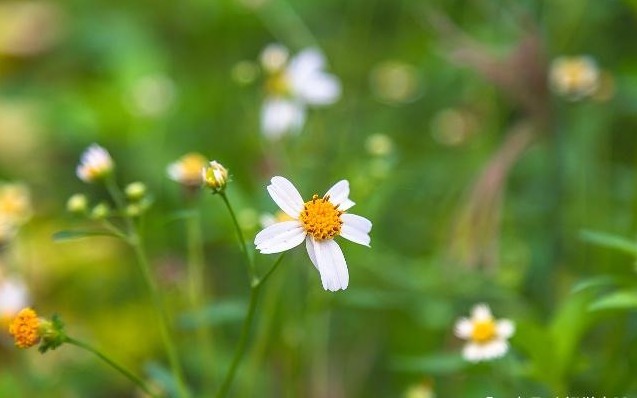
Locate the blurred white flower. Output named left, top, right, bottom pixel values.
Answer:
left=454, top=303, right=515, bottom=362
left=259, top=44, right=341, bottom=139
left=254, top=176, right=371, bottom=291
left=0, top=276, right=29, bottom=320
left=259, top=209, right=295, bottom=228
left=76, top=144, right=113, bottom=183
left=167, top=152, right=208, bottom=188
left=549, top=55, right=600, bottom=100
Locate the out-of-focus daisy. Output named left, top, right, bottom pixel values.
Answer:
left=76, top=144, right=113, bottom=183
left=259, top=44, right=341, bottom=139
left=549, top=55, right=600, bottom=100
left=454, top=303, right=514, bottom=362
left=0, top=1, right=63, bottom=57
left=0, top=276, right=29, bottom=323
left=259, top=209, right=295, bottom=228
left=254, top=176, right=371, bottom=292
left=167, top=152, right=208, bottom=188
left=0, top=182, right=32, bottom=227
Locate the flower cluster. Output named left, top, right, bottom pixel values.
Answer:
left=259, top=44, right=341, bottom=139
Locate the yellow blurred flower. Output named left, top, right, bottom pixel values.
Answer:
left=167, top=152, right=208, bottom=188
left=549, top=55, right=600, bottom=100
left=0, top=182, right=32, bottom=227
left=0, top=1, right=63, bottom=57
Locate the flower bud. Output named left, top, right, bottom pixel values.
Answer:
left=125, top=182, right=147, bottom=201
left=90, top=203, right=110, bottom=219
left=66, top=194, right=88, bottom=213
left=202, top=161, right=229, bottom=193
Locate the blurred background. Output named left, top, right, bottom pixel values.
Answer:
left=1, top=0, right=637, bottom=396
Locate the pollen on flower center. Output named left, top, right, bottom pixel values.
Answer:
left=9, top=308, right=41, bottom=348
left=471, top=320, right=496, bottom=344
left=299, top=194, right=343, bottom=240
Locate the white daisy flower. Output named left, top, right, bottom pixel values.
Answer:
left=549, top=55, right=600, bottom=101
left=0, top=276, right=29, bottom=320
left=260, top=44, right=341, bottom=139
left=454, top=303, right=515, bottom=363
left=254, top=176, right=371, bottom=292
left=76, top=144, right=113, bottom=183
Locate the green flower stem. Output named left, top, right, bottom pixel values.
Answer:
left=215, top=254, right=285, bottom=398
left=219, top=192, right=255, bottom=279
left=65, top=336, right=159, bottom=398
left=104, top=177, right=188, bottom=398
left=131, top=235, right=189, bottom=398
left=185, top=205, right=216, bottom=394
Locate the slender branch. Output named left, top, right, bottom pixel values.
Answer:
left=65, top=337, right=160, bottom=398
left=214, top=284, right=260, bottom=398
left=219, top=192, right=255, bottom=279
left=131, top=237, right=189, bottom=398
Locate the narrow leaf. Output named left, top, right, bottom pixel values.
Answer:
left=579, top=230, right=637, bottom=256
left=589, top=290, right=637, bottom=311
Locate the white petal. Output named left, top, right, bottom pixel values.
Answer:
left=454, top=318, right=473, bottom=339
left=462, top=343, right=484, bottom=363
left=256, top=224, right=306, bottom=254
left=312, top=238, right=349, bottom=292
left=340, top=224, right=370, bottom=247
left=481, top=340, right=508, bottom=360
left=471, top=303, right=492, bottom=322
left=497, top=319, right=515, bottom=339
left=254, top=220, right=303, bottom=246
left=305, top=236, right=318, bottom=270
left=260, top=99, right=306, bottom=139
left=294, top=73, right=341, bottom=105
left=266, top=176, right=304, bottom=218
left=341, top=213, right=372, bottom=234
left=288, top=48, right=326, bottom=79
left=324, top=180, right=355, bottom=210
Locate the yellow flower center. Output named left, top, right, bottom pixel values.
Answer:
left=299, top=194, right=343, bottom=240
left=265, top=71, right=291, bottom=96
left=471, top=319, right=496, bottom=344
left=8, top=308, right=41, bottom=349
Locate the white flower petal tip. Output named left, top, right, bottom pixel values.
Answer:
left=266, top=176, right=304, bottom=218
left=313, top=239, right=349, bottom=292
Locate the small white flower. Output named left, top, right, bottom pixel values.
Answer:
left=76, top=144, right=113, bottom=183
left=0, top=182, right=32, bottom=226
left=260, top=45, right=341, bottom=138
left=454, top=303, right=514, bottom=363
left=549, top=55, right=600, bottom=100
left=254, top=176, right=371, bottom=292
left=0, top=276, right=29, bottom=319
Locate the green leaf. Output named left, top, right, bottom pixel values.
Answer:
left=579, top=230, right=637, bottom=256
left=589, top=290, right=637, bottom=311
left=570, top=275, right=618, bottom=294
left=52, top=230, right=120, bottom=242
left=391, top=353, right=467, bottom=374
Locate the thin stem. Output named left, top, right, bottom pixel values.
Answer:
left=65, top=337, right=159, bottom=398
left=185, top=205, right=217, bottom=394
left=214, top=284, right=261, bottom=398
left=104, top=177, right=189, bottom=398
left=219, top=192, right=255, bottom=278
left=131, top=236, right=189, bottom=398
left=255, top=253, right=285, bottom=287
